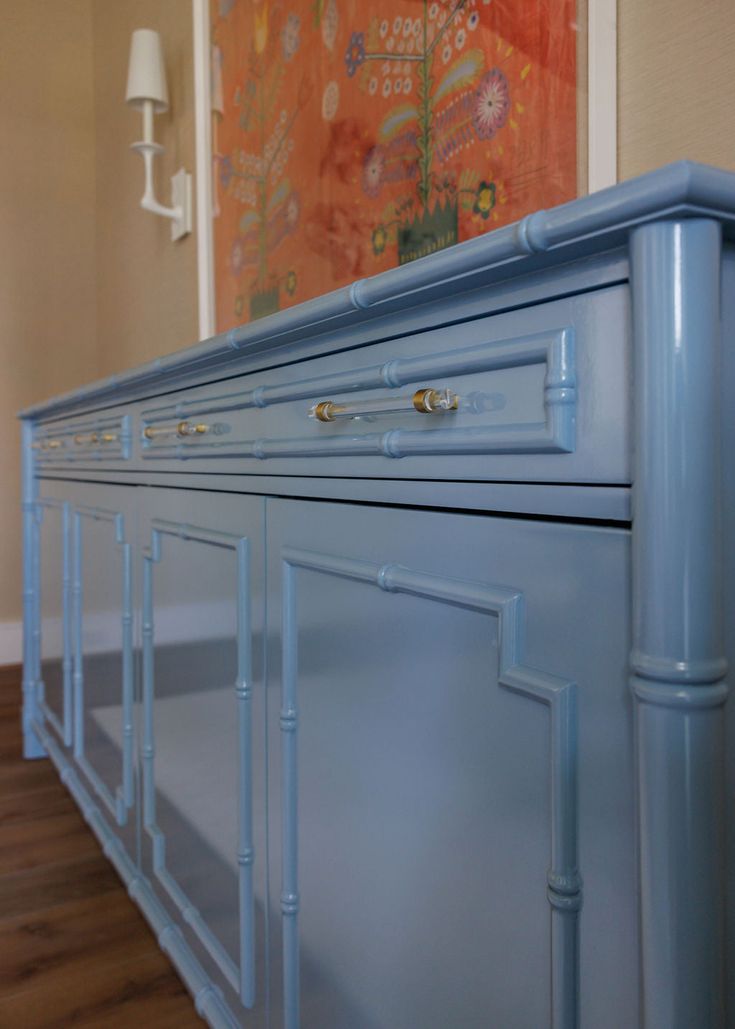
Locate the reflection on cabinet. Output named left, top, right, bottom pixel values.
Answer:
left=19, top=164, right=735, bottom=1028
left=265, top=500, right=632, bottom=1029
left=35, top=479, right=138, bottom=858
left=139, top=488, right=266, bottom=1024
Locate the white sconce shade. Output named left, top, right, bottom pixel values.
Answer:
left=126, top=29, right=169, bottom=112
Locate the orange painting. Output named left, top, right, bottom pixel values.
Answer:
left=211, top=0, right=579, bottom=333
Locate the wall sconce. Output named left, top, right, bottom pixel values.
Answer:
left=126, top=28, right=192, bottom=241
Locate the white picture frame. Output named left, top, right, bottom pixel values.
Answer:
left=192, top=0, right=617, bottom=342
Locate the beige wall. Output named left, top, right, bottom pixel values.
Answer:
left=618, top=0, right=735, bottom=178
left=0, top=0, right=97, bottom=626
left=92, top=0, right=198, bottom=377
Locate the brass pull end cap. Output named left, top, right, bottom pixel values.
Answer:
left=314, top=401, right=335, bottom=422
left=413, top=388, right=438, bottom=413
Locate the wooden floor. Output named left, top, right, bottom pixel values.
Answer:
left=0, top=666, right=202, bottom=1028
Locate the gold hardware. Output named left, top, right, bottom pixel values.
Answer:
left=43, top=439, right=63, bottom=450
left=74, top=432, right=99, bottom=445
left=311, top=387, right=459, bottom=422
left=412, top=388, right=459, bottom=413
left=100, top=432, right=116, bottom=444
left=313, top=401, right=339, bottom=423
left=177, top=421, right=210, bottom=437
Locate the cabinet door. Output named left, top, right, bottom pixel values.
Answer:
left=35, top=480, right=73, bottom=747
left=69, top=482, right=137, bottom=847
left=267, top=499, right=635, bottom=1029
left=139, top=487, right=267, bottom=1025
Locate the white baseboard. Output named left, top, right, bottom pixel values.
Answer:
left=0, top=621, right=23, bottom=666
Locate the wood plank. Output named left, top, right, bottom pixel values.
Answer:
left=0, top=891, right=159, bottom=995
left=0, top=664, right=23, bottom=690
left=0, top=809, right=100, bottom=875
left=0, top=853, right=120, bottom=921
left=0, top=782, right=76, bottom=828
left=0, top=949, right=202, bottom=1028
left=0, top=756, right=61, bottom=794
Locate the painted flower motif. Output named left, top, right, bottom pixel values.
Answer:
left=382, top=60, right=391, bottom=76
left=281, top=13, right=301, bottom=61
left=394, top=78, right=403, bottom=94
left=406, top=37, right=415, bottom=54
left=362, top=146, right=385, bottom=197
left=413, top=17, right=422, bottom=36
left=321, top=0, right=338, bottom=51
left=442, top=43, right=452, bottom=64
left=393, top=16, right=403, bottom=34
left=473, top=180, right=497, bottom=219
left=402, top=17, right=413, bottom=36
left=379, top=18, right=389, bottom=38
left=220, top=155, right=233, bottom=188
left=386, top=36, right=395, bottom=52
left=429, top=3, right=439, bottom=20
left=455, top=28, right=467, bottom=49
left=382, top=78, right=392, bottom=98
left=403, top=76, right=413, bottom=94
left=344, top=32, right=366, bottom=76
left=321, top=80, right=340, bottom=121
left=285, top=270, right=297, bottom=295
left=368, top=77, right=378, bottom=95
left=468, top=11, right=480, bottom=30
left=372, top=224, right=388, bottom=256
left=397, top=38, right=406, bottom=53
left=286, top=192, right=300, bottom=226
left=473, top=68, right=511, bottom=139
left=230, top=240, right=245, bottom=276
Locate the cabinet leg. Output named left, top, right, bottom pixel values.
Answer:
left=22, top=419, right=45, bottom=761
left=630, top=219, right=727, bottom=1028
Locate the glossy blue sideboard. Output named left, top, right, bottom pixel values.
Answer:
left=19, top=162, right=735, bottom=1028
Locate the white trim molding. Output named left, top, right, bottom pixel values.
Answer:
left=193, top=0, right=216, bottom=341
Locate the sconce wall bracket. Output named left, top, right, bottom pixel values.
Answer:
left=167, top=168, right=193, bottom=242
left=131, top=139, right=192, bottom=241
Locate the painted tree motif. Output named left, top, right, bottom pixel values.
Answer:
left=345, top=0, right=512, bottom=263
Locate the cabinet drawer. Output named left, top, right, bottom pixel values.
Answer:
left=140, top=286, right=630, bottom=483
left=33, top=413, right=132, bottom=467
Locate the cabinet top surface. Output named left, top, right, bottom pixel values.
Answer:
left=22, top=160, right=735, bottom=422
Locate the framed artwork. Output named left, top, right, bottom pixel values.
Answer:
left=193, top=0, right=616, bottom=339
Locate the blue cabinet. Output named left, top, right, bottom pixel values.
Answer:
left=19, top=163, right=735, bottom=1028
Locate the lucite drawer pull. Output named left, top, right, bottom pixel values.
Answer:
left=310, top=387, right=460, bottom=423
left=143, top=421, right=210, bottom=441
left=74, top=431, right=99, bottom=445
left=32, top=438, right=64, bottom=450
